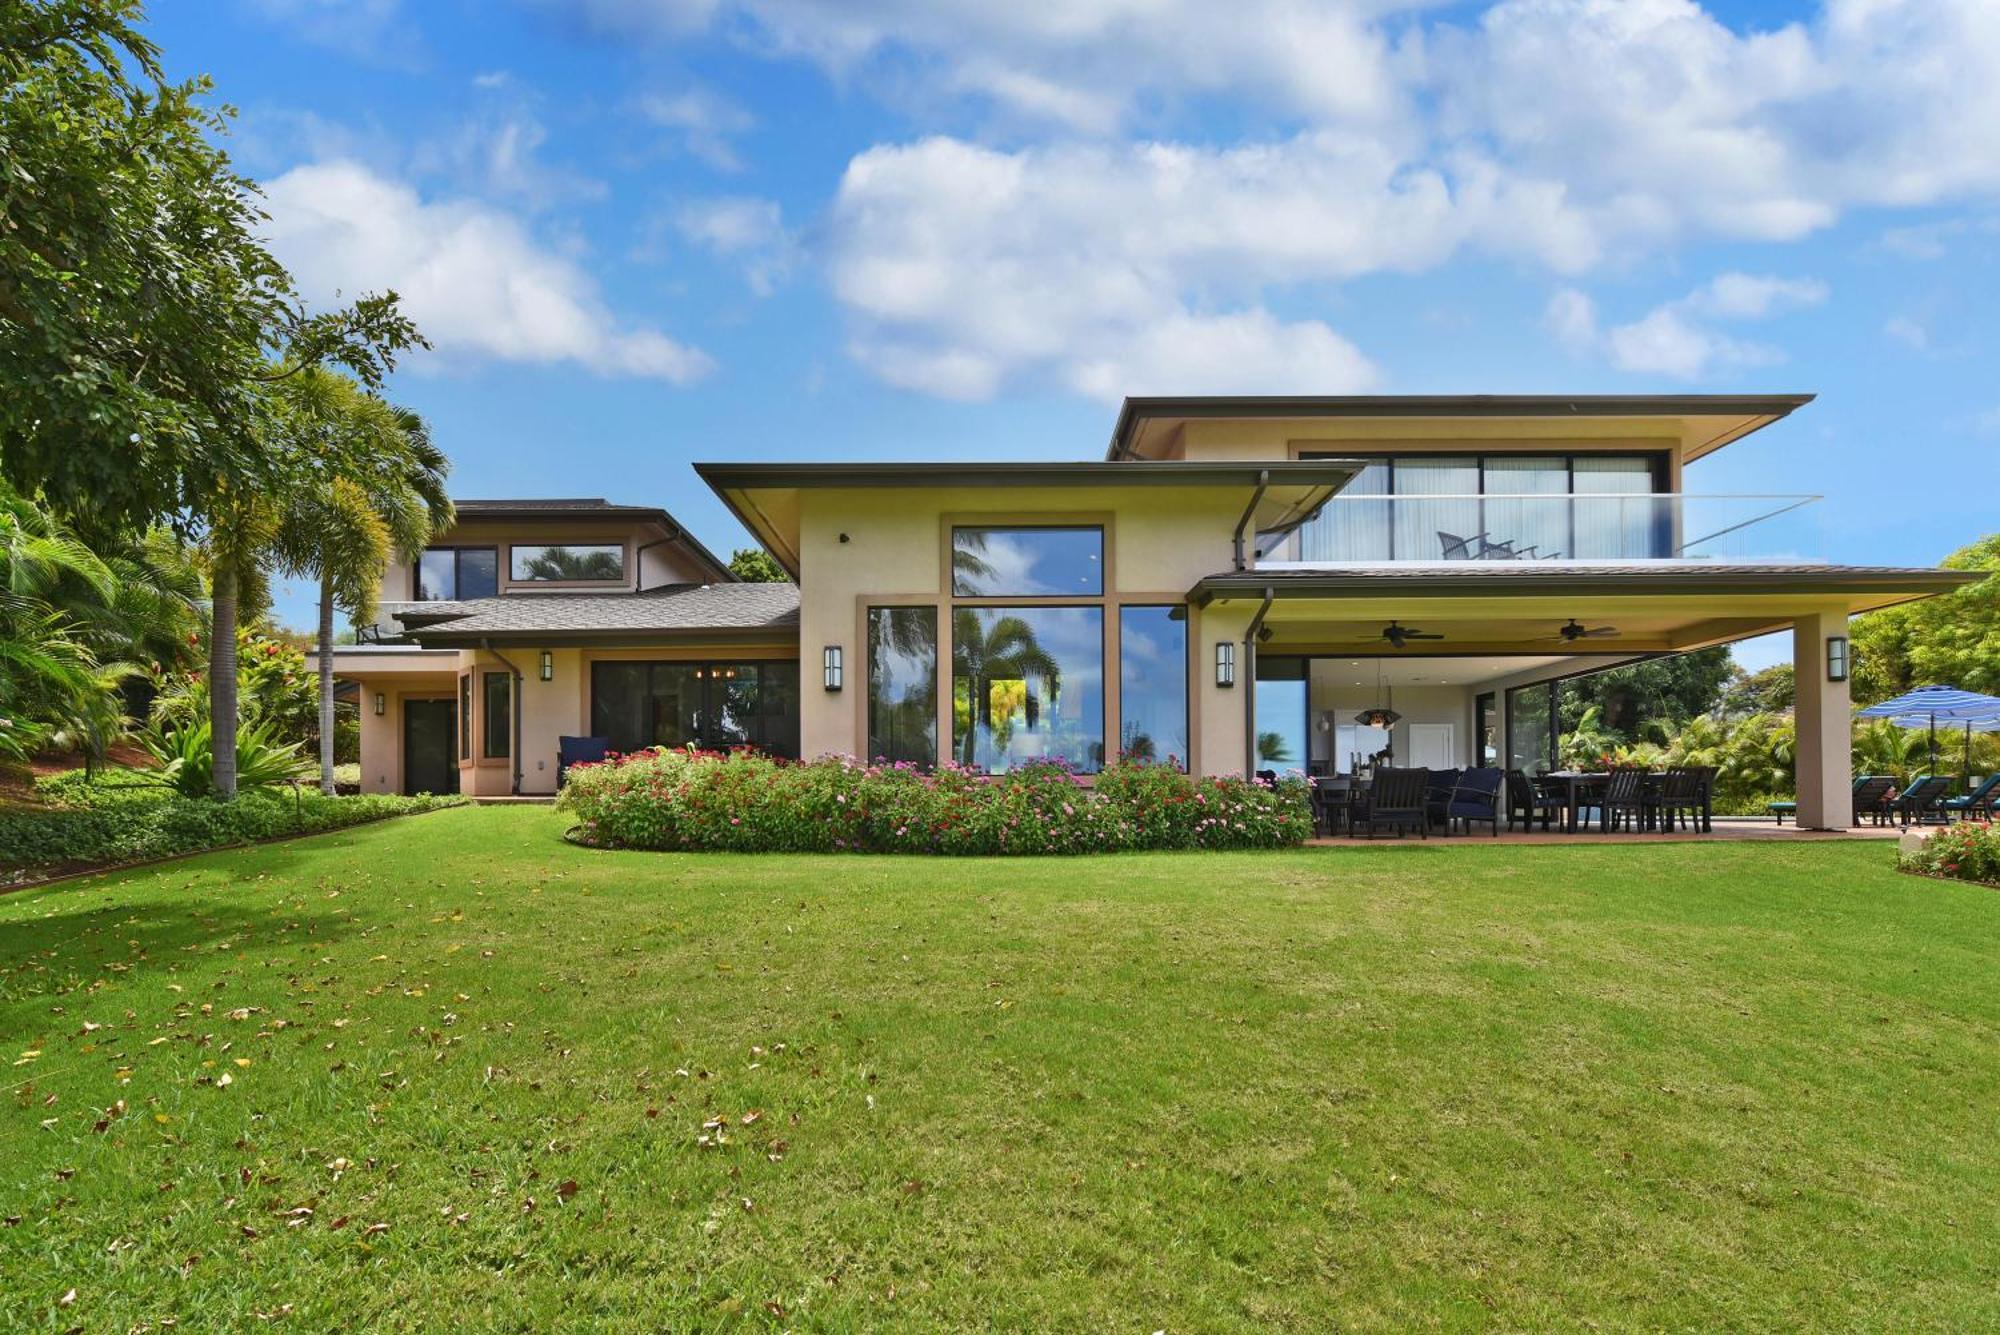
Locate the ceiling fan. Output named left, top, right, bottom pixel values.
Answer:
left=1551, top=619, right=1621, bottom=643
left=1380, top=621, right=1444, bottom=649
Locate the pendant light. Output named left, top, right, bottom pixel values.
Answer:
left=1353, top=660, right=1401, bottom=729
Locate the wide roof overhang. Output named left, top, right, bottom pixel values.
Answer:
left=696, top=460, right=1363, bottom=578
left=1108, top=393, right=1815, bottom=466
left=1191, top=564, right=1982, bottom=657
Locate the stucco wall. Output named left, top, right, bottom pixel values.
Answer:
left=792, top=483, right=1250, bottom=773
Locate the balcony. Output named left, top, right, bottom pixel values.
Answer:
left=1260, top=492, right=1824, bottom=567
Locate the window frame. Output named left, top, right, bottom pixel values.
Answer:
left=481, top=670, right=511, bottom=761
left=507, top=542, right=628, bottom=584
left=1295, top=449, right=1671, bottom=560
left=413, top=545, right=498, bottom=602
left=585, top=658, right=801, bottom=759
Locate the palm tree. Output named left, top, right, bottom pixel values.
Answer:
left=270, top=372, right=451, bottom=794
left=950, top=609, right=1061, bottom=768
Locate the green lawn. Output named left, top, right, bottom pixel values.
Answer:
left=4, top=808, right=1997, bottom=1331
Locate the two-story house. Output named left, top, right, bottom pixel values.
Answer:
left=327, top=395, right=1978, bottom=828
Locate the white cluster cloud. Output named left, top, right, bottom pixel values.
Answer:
left=673, top=197, right=799, bottom=295
left=263, top=161, right=714, bottom=382
left=1546, top=274, right=1828, bottom=380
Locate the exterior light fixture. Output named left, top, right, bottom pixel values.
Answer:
left=373, top=692, right=386, bottom=716
left=539, top=651, right=554, bottom=682
left=1215, top=642, right=1235, bottom=688
left=1827, top=635, right=1850, bottom=682
left=823, top=644, right=844, bottom=691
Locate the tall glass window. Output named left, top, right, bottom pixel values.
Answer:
left=1393, top=458, right=1481, bottom=563
left=1118, top=606, right=1187, bottom=768
left=416, top=547, right=497, bottom=601
left=1482, top=457, right=1570, bottom=558
left=951, top=527, right=1103, bottom=596
left=459, top=674, right=472, bottom=760
left=951, top=606, right=1104, bottom=772
left=1571, top=457, right=1658, bottom=558
left=510, top=544, right=625, bottom=581
left=482, top=671, right=511, bottom=759
left=589, top=661, right=799, bottom=757
left=868, top=606, right=937, bottom=766
left=1506, top=681, right=1554, bottom=774
left=1252, top=656, right=1309, bottom=777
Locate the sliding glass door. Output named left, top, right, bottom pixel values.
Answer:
left=590, top=661, right=800, bottom=758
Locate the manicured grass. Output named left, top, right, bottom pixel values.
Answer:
left=3, top=808, right=1998, bottom=1330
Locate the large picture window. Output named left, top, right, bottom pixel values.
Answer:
left=1118, top=606, right=1187, bottom=768
left=868, top=606, right=937, bottom=766
left=951, top=605, right=1103, bottom=773
left=510, top=543, right=625, bottom=582
left=589, top=661, right=799, bottom=758
left=482, top=671, right=511, bottom=759
left=416, top=547, right=498, bottom=601
left=951, top=526, right=1102, bottom=596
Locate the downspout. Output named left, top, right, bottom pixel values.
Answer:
left=481, top=639, right=524, bottom=796
left=1242, top=586, right=1275, bottom=778
left=1231, top=469, right=1270, bottom=572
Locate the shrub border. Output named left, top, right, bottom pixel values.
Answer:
left=0, top=799, right=468, bottom=895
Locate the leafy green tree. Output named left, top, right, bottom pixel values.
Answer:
left=1718, top=662, right=1794, bottom=719
left=0, top=0, right=423, bottom=535
left=0, top=488, right=114, bottom=769
left=727, top=548, right=788, bottom=583
left=1560, top=647, right=1732, bottom=742
left=269, top=373, right=451, bottom=793
left=1850, top=534, right=2000, bottom=705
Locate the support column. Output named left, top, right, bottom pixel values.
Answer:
left=1793, top=610, right=1852, bottom=830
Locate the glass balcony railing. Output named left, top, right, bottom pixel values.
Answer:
left=1260, top=492, right=1823, bottom=566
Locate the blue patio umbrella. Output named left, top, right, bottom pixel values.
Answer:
left=1856, top=685, right=2000, bottom=779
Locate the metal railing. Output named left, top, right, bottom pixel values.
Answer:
left=1260, top=492, right=1823, bottom=565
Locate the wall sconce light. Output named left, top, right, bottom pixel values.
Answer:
left=373, top=692, right=386, bottom=716
left=1827, top=635, right=1850, bottom=682
left=823, top=644, right=844, bottom=691
left=1215, top=642, right=1235, bottom=689
left=539, top=650, right=553, bottom=682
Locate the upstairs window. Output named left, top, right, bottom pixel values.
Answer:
left=951, top=526, right=1102, bottom=596
left=510, top=543, right=625, bottom=582
left=416, top=547, right=497, bottom=601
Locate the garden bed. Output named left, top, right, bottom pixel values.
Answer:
left=558, top=749, right=1311, bottom=854
left=1897, top=819, right=2000, bottom=887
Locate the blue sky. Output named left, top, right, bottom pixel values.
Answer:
left=152, top=1, right=1999, bottom=665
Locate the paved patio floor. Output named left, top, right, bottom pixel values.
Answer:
left=1310, top=817, right=1916, bottom=847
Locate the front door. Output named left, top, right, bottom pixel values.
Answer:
left=403, top=699, right=458, bottom=796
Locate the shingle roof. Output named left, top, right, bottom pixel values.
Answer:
left=400, top=583, right=799, bottom=643
left=452, top=497, right=664, bottom=515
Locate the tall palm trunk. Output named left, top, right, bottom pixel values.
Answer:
left=317, top=573, right=337, bottom=795
left=210, top=561, right=239, bottom=800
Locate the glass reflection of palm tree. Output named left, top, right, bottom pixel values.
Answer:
left=951, top=531, right=1001, bottom=594
left=1257, top=731, right=1293, bottom=764
left=952, top=608, right=1060, bottom=768
left=522, top=546, right=622, bottom=580
left=869, top=607, right=937, bottom=762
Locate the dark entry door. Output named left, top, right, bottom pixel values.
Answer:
left=403, top=699, right=458, bottom=796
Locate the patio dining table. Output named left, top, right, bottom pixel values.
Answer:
left=1539, top=771, right=1608, bottom=834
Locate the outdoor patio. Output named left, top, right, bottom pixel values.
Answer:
left=1309, top=816, right=1908, bottom=847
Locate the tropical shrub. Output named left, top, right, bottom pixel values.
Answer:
left=558, top=749, right=1312, bottom=855
left=1, top=772, right=463, bottom=874
left=1898, top=820, right=2000, bottom=886
left=139, top=703, right=313, bottom=798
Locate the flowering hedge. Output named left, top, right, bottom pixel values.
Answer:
left=556, top=749, right=1312, bottom=855
left=1899, top=820, right=2000, bottom=886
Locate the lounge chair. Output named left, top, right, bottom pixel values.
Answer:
left=1853, top=775, right=1897, bottom=826
left=1358, top=767, right=1428, bottom=839
left=1890, top=774, right=1953, bottom=827
left=1942, top=772, right=2000, bottom=822
left=1438, top=531, right=1483, bottom=561
left=1446, top=767, right=1506, bottom=836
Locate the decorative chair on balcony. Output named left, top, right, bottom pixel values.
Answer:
left=1438, top=531, right=1483, bottom=561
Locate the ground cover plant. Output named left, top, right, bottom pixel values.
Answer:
left=3, top=806, right=1998, bottom=1329
left=558, top=749, right=1311, bottom=854
left=0, top=769, right=461, bottom=880
left=1900, top=819, right=2000, bottom=886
